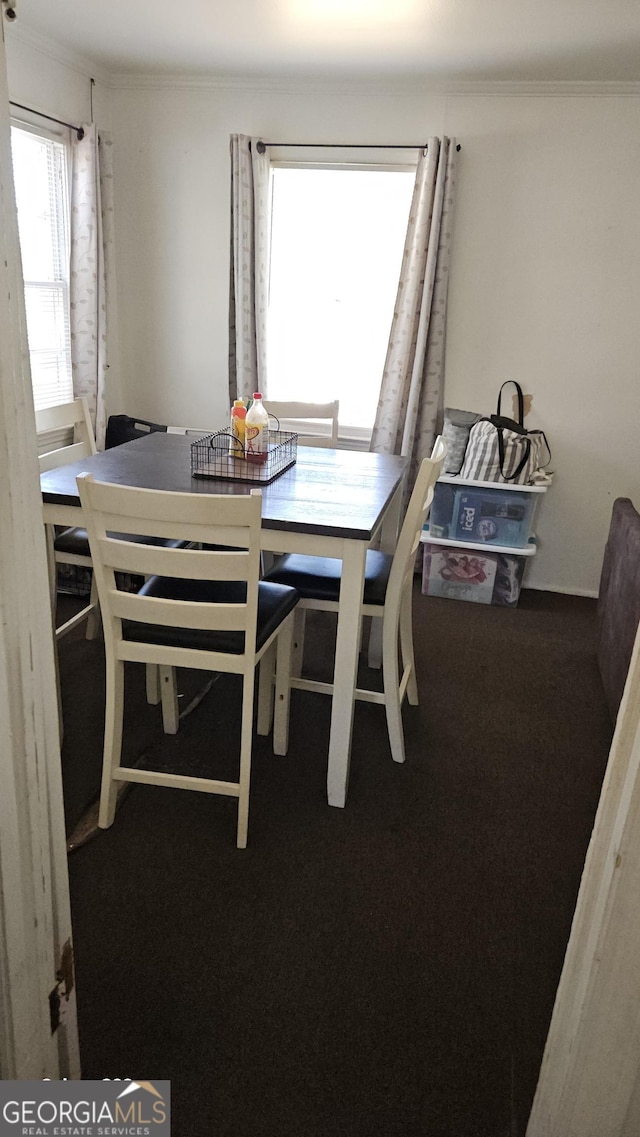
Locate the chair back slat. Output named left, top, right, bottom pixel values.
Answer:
left=39, top=440, right=93, bottom=472
left=36, top=397, right=97, bottom=468
left=97, top=538, right=252, bottom=582
left=99, top=513, right=253, bottom=549
left=265, top=399, right=339, bottom=447
left=88, top=479, right=254, bottom=529
left=110, top=590, right=249, bottom=632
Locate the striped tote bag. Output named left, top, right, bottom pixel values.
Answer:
left=458, top=381, right=551, bottom=485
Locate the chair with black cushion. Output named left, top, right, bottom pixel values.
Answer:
left=36, top=397, right=101, bottom=639
left=257, top=399, right=341, bottom=577
left=105, top=414, right=168, bottom=449
left=76, top=474, right=300, bottom=848
left=37, top=401, right=191, bottom=657
left=263, top=436, right=446, bottom=764
left=166, top=425, right=211, bottom=437
left=265, top=400, right=339, bottom=447
left=106, top=415, right=210, bottom=448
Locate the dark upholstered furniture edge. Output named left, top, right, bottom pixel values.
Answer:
left=597, top=497, right=640, bottom=722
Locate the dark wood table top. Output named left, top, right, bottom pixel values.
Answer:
left=41, top=432, right=408, bottom=542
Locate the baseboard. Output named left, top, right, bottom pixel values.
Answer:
left=526, top=583, right=599, bottom=599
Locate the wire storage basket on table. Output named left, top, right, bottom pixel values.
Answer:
left=191, top=429, right=298, bottom=484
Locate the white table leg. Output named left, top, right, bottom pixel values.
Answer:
left=44, top=524, right=58, bottom=617
left=44, top=524, right=64, bottom=743
left=327, top=541, right=367, bottom=808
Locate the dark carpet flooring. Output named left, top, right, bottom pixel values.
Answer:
left=58, top=583, right=613, bottom=1137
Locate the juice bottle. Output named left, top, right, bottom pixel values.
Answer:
left=245, top=392, right=269, bottom=463
left=229, top=398, right=247, bottom=458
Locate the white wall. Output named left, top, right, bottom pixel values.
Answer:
left=445, top=93, right=640, bottom=598
left=106, top=80, right=640, bottom=596
left=103, top=84, right=449, bottom=435
left=5, top=33, right=111, bottom=134
left=6, top=27, right=640, bottom=595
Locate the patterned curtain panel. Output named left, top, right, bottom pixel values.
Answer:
left=70, top=124, right=113, bottom=450
left=370, top=137, right=458, bottom=480
left=228, top=134, right=271, bottom=404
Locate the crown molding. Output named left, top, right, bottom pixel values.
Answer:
left=110, top=72, right=417, bottom=94
left=7, top=24, right=111, bottom=87
left=444, top=79, right=640, bottom=97
left=7, top=26, right=640, bottom=99
left=109, top=72, right=640, bottom=97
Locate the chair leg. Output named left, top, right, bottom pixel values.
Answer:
left=146, top=664, right=161, bottom=705
left=236, top=668, right=256, bottom=849
left=291, top=607, right=306, bottom=678
left=273, top=612, right=295, bottom=756
left=99, top=657, right=125, bottom=828
left=257, top=642, right=276, bottom=736
left=85, top=573, right=101, bottom=640
left=261, top=550, right=278, bottom=574
left=368, top=615, right=383, bottom=669
left=45, top=525, right=58, bottom=621
left=160, top=666, right=179, bottom=734
left=399, top=587, right=419, bottom=706
left=382, top=617, right=406, bottom=765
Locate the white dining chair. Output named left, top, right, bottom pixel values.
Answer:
left=265, top=400, right=339, bottom=447
left=255, top=399, right=341, bottom=576
left=166, top=425, right=212, bottom=437
left=38, top=399, right=195, bottom=652
left=36, top=397, right=101, bottom=639
left=76, top=475, right=300, bottom=848
left=105, top=414, right=211, bottom=447
left=263, top=436, right=446, bottom=764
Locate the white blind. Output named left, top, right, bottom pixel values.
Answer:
left=10, top=126, right=73, bottom=412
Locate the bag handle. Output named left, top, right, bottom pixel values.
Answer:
left=536, top=430, right=552, bottom=468
left=496, top=427, right=531, bottom=481
left=497, top=380, right=525, bottom=426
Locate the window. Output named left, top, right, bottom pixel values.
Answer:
left=10, top=124, right=73, bottom=411
left=267, top=166, right=414, bottom=441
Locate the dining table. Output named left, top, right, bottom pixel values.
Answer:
left=40, top=431, right=408, bottom=808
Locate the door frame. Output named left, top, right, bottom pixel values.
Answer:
left=0, top=16, right=79, bottom=1080
left=527, top=622, right=640, bottom=1135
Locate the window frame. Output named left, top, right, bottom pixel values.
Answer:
left=10, top=116, right=74, bottom=414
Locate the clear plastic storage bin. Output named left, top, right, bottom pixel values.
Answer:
left=422, top=543, right=527, bottom=607
left=428, top=477, right=543, bottom=549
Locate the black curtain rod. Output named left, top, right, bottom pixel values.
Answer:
left=256, top=140, right=460, bottom=154
left=9, top=102, right=84, bottom=140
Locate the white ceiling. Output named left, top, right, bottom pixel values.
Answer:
left=10, top=0, right=640, bottom=83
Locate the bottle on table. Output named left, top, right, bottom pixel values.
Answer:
left=245, top=392, right=269, bottom=464
left=229, top=398, right=247, bottom=458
